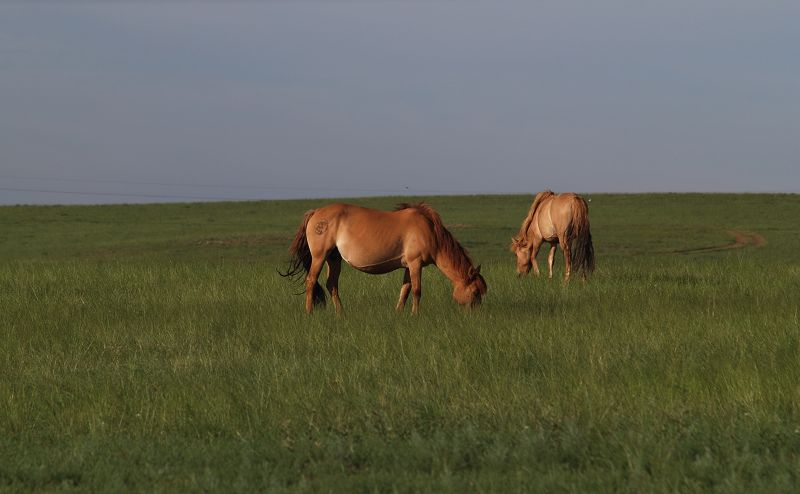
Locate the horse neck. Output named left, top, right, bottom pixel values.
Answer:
left=518, top=193, right=553, bottom=240
left=516, top=211, right=538, bottom=242
left=435, top=249, right=472, bottom=287
left=416, top=205, right=474, bottom=287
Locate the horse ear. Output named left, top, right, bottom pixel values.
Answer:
left=474, top=265, right=481, bottom=275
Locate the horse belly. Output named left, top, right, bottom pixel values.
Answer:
left=348, top=257, right=404, bottom=274
left=536, top=216, right=558, bottom=242
left=336, top=238, right=405, bottom=274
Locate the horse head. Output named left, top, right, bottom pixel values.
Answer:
left=510, top=236, right=532, bottom=275
left=453, top=265, right=487, bottom=307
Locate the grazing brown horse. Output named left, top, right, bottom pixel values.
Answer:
left=282, top=203, right=487, bottom=314
left=510, top=190, right=595, bottom=281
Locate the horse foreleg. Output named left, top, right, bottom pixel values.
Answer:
left=395, top=268, right=411, bottom=312
left=325, top=256, right=343, bottom=314
left=547, top=243, right=557, bottom=279
left=530, top=238, right=544, bottom=276
left=409, top=263, right=423, bottom=315
left=305, top=256, right=326, bottom=313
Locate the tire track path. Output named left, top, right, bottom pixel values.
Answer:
left=672, top=230, right=766, bottom=254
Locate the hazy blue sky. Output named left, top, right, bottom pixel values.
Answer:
left=1, top=1, right=798, bottom=204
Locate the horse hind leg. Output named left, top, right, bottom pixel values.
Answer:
left=558, top=236, right=571, bottom=282
left=305, top=255, right=327, bottom=313
left=395, top=268, right=411, bottom=312
left=325, top=248, right=343, bottom=313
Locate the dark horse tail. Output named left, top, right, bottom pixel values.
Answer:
left=569, top=196, right=595, bottom=278
left=279, top=209, right=326, bottom=307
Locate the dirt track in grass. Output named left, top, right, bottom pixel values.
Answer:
left=672, top=230, right=767, bottom=254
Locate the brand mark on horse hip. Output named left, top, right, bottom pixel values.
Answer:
left=314, top=220, right=328, bottom=235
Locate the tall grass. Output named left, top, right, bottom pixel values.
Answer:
left=1, top=194, right=799, bottom=491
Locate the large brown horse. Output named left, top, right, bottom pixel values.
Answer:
left=510, top=190, right=595, bottom=281
left=282, top=203, right=487, bottom=314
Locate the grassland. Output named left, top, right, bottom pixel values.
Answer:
left=1, top=193, right=799, bottom=492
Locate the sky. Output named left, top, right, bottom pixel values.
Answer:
left=1, top=1, right=798, bottom=205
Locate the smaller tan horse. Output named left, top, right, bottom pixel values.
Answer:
left=281, top=203, right=487, bottom=314
left=510, top=190, right=595, bottom=281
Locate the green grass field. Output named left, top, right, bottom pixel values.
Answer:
left=1, top=193, right=799, bottom=492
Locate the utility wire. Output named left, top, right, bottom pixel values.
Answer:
left=1, top=174, right=293, bottom=191
left=0, top=175, right=486, bottom=195
left=0, top=187, right=243, bottom=201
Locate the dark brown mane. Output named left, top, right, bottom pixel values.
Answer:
left=396, top=202, right=476, bottom=280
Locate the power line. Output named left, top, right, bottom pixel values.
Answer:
left=0, top=187, right=242, bottom=201
left=0, top=174, right=406, bottom=192
left=0, top=174, right=287, bottom=191
left=0, top=175, right=487, bottom=195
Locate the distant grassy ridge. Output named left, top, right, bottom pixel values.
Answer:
left=1, top=193, right=799, bottom=492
